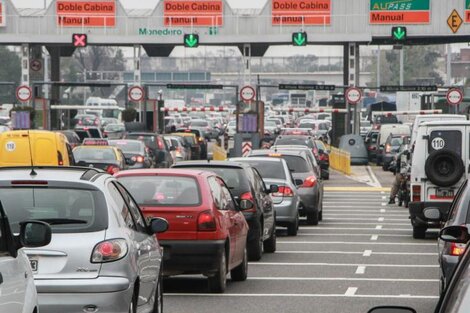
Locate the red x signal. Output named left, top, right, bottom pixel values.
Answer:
left=72, top=33, right=87, bottom=47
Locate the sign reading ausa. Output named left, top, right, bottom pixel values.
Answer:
left=164, top=0, right=223, bottom=26
left=370, top=0, right=430, bottom=24
left=272, top=0, right=331, bottom=25
left=56, top=0, right=116, bottom=27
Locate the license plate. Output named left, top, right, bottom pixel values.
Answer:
left=29, top=259, right=38, bottom=273
left=434, top=189, right=454, bottom=199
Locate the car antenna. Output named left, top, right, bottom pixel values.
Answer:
left=27, top=130, right=37, bottom=177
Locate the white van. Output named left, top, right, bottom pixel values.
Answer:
left=410, top=114, right=466, bottom=146
left=376, top=124, right=410, bottom=165
left=410, top=120, right=470, bottom=239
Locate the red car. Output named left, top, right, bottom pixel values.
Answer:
left=115, top=169, right=250, bottom=293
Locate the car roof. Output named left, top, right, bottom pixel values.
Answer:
left=231, top=157, right=284, bottom=163
left=251, top=149, right=305, bottom=156
left=420, top=120, right=470, bottom=126
left=276, top=135, right=313, bottom=140
left=115, top=168, right=211, bottom=178
left=0, top=167, right=108, bottom=185
left=173, top=160, right=250, bottom=169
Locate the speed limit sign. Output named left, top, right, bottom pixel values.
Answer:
left=128, top=86, right=145, bottom=102
left=446, top=88, right=463, bottom=106
left=345, top=87, right=362, bottom=104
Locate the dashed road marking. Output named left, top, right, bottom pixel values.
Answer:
left=355, top=266, right=366, bottom=274
left=370, top=235, right=379, bottom=241
left=375, top=225, right=383, bottom=229
left=345, top=287, right=358, bottom=296
left=363, top=250, right=372, bottom=256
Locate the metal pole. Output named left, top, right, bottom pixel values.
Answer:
left=377, top=46, right=381, bottom=87
left=399, top=49, right=404, bottom=85
left=447, top=44, right=452, bottom=86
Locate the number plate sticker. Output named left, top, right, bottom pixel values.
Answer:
left=29, top=259, right=38, bottom=273
left=431, top=137, right=445, bottom=150
left=432, top=189, right=454, bottom=200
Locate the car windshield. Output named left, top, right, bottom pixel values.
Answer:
left=390, top=137, right=404, bottom=146
left=73, top=147, right=116, bottom=161
left=253, top=154, right=309, bottom=173
left=237, top=160, right=286, bottom=180
left=119, top=176, right=201, bottom=206
left=108, top=141, right=142, bottom=154
left=105, top=124, right=124, bottom=132
left=0, top=188, right=107, bottom=233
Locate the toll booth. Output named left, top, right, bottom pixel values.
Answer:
left=330, top=94, right=347, bottom=147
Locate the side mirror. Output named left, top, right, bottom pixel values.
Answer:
left=149, top=217, right=169, bottom=234
left=19, top=221, right=52, bottom=248
left=295, top=179, right=304, bottom=186
left=269, top=184, right=279, bottom=193
left=368, top=306, right=417, bottom=313
left=423, top=207, right=442, bottom=222
left=239, top=199, right=254, bottom=211
left=439, top=225, right=470, bottom=244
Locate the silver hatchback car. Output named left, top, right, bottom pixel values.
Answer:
left=0, top=167, right=168, bottom=313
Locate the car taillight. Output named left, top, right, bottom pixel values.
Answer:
left=106, top=165, right=120, bottom=174
left=57, top=151, right=64, bottom=166
left=132, top=155, right=144, bottom=163
left=368, top=146, right=376, bottom=151
left=301, top=176, right=317, bottom=188
left=94, top=119, right=99, bottom=126
left=157, top=138, right=164, bottom=149
left=197, top=210, right=216, bottom=231
left=320, top=154, right=329, bottom=161
left=412, top=185, right=421, bottom=202
left=198, top=137, right=204, bottom=142
left=385, top=144, right=391, bottom=153
left=241, top=192, right=256, bottom=212
left=273, top=186, right=294, bottom=197
left=78, top=120, right=83, bottom=125
left=449, top=242, right=466, bottom=256
left=91, top=239, right=128, bottom=263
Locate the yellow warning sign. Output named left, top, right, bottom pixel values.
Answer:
left=447, top=9, right=463, bottom=33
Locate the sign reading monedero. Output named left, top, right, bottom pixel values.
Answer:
left=57, top=1, right=116, bottom=27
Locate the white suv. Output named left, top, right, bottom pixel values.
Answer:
left=0, top=205, right=51, bottom=313
left=410, top=120, right=470, bottom=239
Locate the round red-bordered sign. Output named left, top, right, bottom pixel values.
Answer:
left=240, top=86, right=256, bottom=102
left=446, top=88, right=463, bottom=106
left=16, top=85, right=32, bottom=102
left=345, top=87, right=362, bottom=105
left=128, top=86, right=145, bottom=102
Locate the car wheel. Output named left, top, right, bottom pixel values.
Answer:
left=263, top=226, right=276, bottom=253
left=208, top=252, right=227, bottom=293
left=306, top=211, right=319, bottom=225
left=230, top=247, right=248, bottom=281
left=151, top=277, right=163, bottom=313
left=287, top=213, right=299, bottom=236
left=248, top=227, right=263, bottom=261
left=412, top=226, right=426, bottom=239
left=382, top=163, right=388, bottom=171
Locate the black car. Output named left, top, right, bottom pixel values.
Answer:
left=125, top=132, right=173, bottom=168
left=364, top=130, right=379, bottom=161
left=108, top=139, right=154, bottom=169
left=172, top=160, right=277, bottom=261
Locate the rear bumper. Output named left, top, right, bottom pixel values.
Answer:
left=409, top=201, right=450, bottom=228
left=36, top=277, right=132, bottom=313
left=273, top=198, right=298, bottom=225
left=159, top=239, right=225, bottom=276
left=297, top=186, right=319, bottom=213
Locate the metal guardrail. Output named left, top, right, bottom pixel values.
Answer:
left=329, top=146, right=351, bottom=176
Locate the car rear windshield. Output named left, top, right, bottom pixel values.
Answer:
left=118, top=176, right=201, bottom=206
left=109, top=141, right=142, bottom=154
left=252, top=154, right=309, bottom=173
left=191, top=121, right=208, bottom=127
left=126, top=134, right=155, bottom=147
left=275, top=137, right=313, bottom=148
left=237, top=160, right=286, bottom=180
left=105, top=124, right=125, bottom=132
left=390, top=137, right=404, bottom=146
left=73, top=147, right=117, bottom=161
left=0, top=188, right=107, bottom=233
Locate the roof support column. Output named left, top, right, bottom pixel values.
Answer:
left=20, top=44, right=29, bottom=86
left=46, top=46, right=61, bottom=130
left=344, top=42, right=360, bottom=135
left=242, top=43, right=251, bottom=85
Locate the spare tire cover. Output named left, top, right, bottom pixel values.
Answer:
left=425, top=149, right=464, bottom=187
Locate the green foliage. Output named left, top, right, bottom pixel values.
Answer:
left=0, top=47, right=21, bottom=103
left=122, top=108, right=137, bottom=122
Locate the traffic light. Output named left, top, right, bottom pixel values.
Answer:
left=292, top=32, right=307, bottom=46
left=72, top=33, right=87, bottom=47
left=184, top=34, right=199, bottom=48
left=391, top=26, right=407, bottom=41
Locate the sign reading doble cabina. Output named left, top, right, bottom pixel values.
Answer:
left=272, top=0, right=331, bottom=26
left=56, top=1, right=116, bottom=27
left=164, top=0, right=223, bottom=26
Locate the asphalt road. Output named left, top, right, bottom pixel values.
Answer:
left=164, top=167, right=439, bottom=313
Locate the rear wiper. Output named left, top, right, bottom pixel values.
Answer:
left=37, top=218, right=87, bottom=225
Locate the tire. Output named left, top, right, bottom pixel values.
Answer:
left=306, top=211, right=319, bottom=225
left=319, top=209, right=323, bottom=221
left=208, top=252, right=227, bottom=293
left=247, top=227, right=263, bottom=261
left=230, top=247, right=248, bottom=282
left=151, top=278, right=163, bottom=313
left=382, top=163, right=388, bottom=171
left=263, top=226, right=276, bottom=253
left=413, top=226, right=426, bottom=239
left=287, top=214, right=299, bottom=236
left=425, top=149, right=464, bottom=187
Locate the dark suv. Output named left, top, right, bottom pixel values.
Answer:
left=172, top=160, right=277, bottom=261
left=125, top=132, right=173, bottom=168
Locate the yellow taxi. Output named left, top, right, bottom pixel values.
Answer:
left=72, top=139, right=127, bottom=174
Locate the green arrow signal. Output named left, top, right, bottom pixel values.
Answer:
left=393, top=27, right=406, bottom=40
left=293, top=32, right=307, bottom=46
left=185, top=34, right=199, bottom=48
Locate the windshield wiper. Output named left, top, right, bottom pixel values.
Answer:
left=38, top=218, right=87, bottom=225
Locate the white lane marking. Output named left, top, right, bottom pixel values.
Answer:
left=164, top=293, right=439, bottom=299
left=378, top=217, right=385, bottom=222
left=380, top=209, right=386, bottom=213
left=325, top=209, right=402, bottom=213
left=376, top=225, right=383, bottom=229
left=381, top=203, right=387, bottom=206
left=324, top=213, right=408, bottom=217
left=355, top=266, right=366, bottom=274
left=276, top=241, right=435, bottom=246
left=296, top=233, right=411, bottom=237
left=251, top=262, right=439, bottom=268
left=324, top=206, right=387, bottom=208
left=322, top=218, right=408, bottom=222
left=367, top=165, right=382, bottom=187
left=247, top=277, right=440, bottom=282
left=382, top=196, right=387, bottom=200
left=299, top=227, right=411, bottom=231
left=275, top=251, right=438, bottom=256
left=370, top=235, right=379, bottom=241
left=345, top=287, right=358, bottom=297
left=363, top=250, right=372, bottom=256
left=320, top=222, right=409, bottom=226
